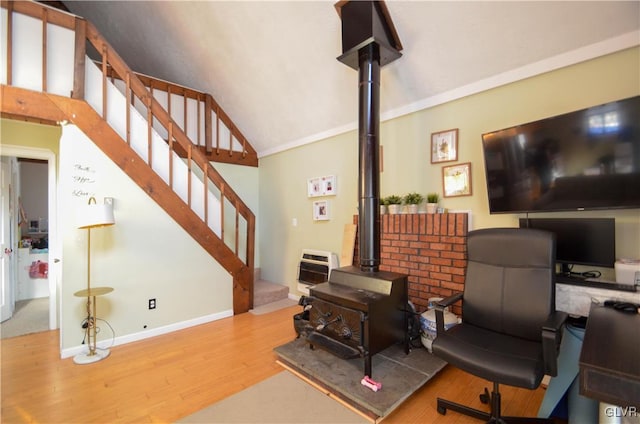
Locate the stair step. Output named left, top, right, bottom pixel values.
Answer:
left=254, top=280, right=289, bottom=307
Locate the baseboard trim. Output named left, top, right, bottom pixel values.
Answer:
left=60, top=309, right=234, bottom=359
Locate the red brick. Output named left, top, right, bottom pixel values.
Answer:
left=441, top=281, right=464, bottom=291
left=442, top=265, right=465, bottom=276
left=430, top=242, right=452, bottom=251
left=399, top=247, right=419, bottom=255
left=409, top=241, right=431, bottom=250
left=442, top=251, right=465, bottom=260
left=431, top=257, right=453, bottom=266
left=431, top=272, right=453, bottom=282
left=410, top=255, right=431, bottom=264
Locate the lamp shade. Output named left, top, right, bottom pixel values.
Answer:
left=77, top=202, right=115, bottom=229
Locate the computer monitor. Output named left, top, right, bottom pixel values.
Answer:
left=519, top=218, right=616, bottom=276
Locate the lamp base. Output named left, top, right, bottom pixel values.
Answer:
left=73, top=348, right=110, bottom=365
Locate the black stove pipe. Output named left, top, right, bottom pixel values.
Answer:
left=358, top=43, right=381, bottom=273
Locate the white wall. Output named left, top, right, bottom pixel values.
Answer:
left=58, top=125, right=233, bottom=353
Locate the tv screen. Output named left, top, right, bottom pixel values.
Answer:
left=482, top=96, right=640, bottom=213
left=519, top=218, right=616, bottom=274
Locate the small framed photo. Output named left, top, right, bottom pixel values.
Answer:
left=313, top=200, right=330, bottom=221
left=308, top=177, right=322, bottom=197
left=431, top=129, right=458, bottom=163
left=443, top=162, right=472, bottom=197
left=307, top=175, right=336, bottom=197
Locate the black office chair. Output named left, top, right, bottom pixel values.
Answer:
left=432, top=228, right=567, bottom=423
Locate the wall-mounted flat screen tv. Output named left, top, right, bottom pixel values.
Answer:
left=481, top=96, right=640, bottom=213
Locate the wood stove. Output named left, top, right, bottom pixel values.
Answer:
left=308, top=266, right=408, bottom=377
left=301, top=1, right=408, bottom=379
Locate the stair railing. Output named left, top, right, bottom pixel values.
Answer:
left=2, top=1, right=255, bottom=306
left=102, top=68, right=258, bottom=167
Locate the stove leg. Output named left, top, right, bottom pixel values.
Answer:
left=365, top=355, right=372, bottom=378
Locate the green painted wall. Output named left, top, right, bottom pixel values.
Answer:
left=258, top=47, right=640, bottom=290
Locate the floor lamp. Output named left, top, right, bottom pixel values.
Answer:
left=73, top=196, right=115, bottom=365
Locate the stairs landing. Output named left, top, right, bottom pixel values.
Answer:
left=254, top=280, right=289, bottom=307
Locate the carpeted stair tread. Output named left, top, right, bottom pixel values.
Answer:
left=254, top=280, right=289, bottom=307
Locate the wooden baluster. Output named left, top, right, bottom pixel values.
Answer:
left=6, top=2, right=13, bottom=85
left=41, top=8, right=47, bottom=92
left=101, top=44, right=107, bottom=120
left=204, top=165, right=209, bottom=226
left=235, top=201, right=240, bottom=255
left=147, top=93, right=152, bottom=165
left=168, top=122, right=174, bottom=189
left=220, top=184, right=225, bottom=243
left=215, top=105, right=220, bottom=155
left=187, top=144, right=192, bottom=207
left=205, top=95, right=212, bottom=153
left=183, top=92, right=188, bottom=143
left=125, top=72, right=131, bottom=144
left=229, top=125, right=233, bottom=157
left=242, top=136, right=247, bottom=159
left=197, top=94, right=202, bottom=147
left=167, top=85, right=172, bottom=126
left=72, top=18, right=86, bottom=99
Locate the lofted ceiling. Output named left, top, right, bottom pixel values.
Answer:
left=60, top=1, right=640, bottom=158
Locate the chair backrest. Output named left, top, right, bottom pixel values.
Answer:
left=462, top=228, right=556, bottom=342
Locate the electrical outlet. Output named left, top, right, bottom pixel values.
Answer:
left=149, top=298, right=156, bottom=310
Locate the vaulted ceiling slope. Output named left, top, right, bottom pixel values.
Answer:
left=62, top=1, right=640, bottom=158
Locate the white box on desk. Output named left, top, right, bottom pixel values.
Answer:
left=615, top=260, right=640, bottom=286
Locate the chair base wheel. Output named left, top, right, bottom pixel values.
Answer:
left=480, top=387, right=490, bottom=404
left=437, top=405, right=446, bottom=415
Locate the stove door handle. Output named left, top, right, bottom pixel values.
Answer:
left=316, top=314, right=343, bottom=331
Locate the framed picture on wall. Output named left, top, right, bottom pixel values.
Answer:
left=307, top=175, right=336, bottom=197
left=431, top=129, right=458, bottom=163
left=313, top=200, right=330, bottom=221
left=443, top=162, right=472, bottom=197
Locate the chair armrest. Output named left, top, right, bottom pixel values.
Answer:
left=435, top=292, right=463, bottom=334
left=541, top=311, right=568, bottom=377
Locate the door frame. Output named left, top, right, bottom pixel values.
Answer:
left=1, top=145, right=59, bottom=334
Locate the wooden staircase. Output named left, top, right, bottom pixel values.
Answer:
left=1, top=1, right=256, bottom=313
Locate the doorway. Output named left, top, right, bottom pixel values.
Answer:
left=0, top=145, right=58, bottom=338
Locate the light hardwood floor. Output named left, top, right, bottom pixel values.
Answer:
left=1, top=305, right=550, bottom=423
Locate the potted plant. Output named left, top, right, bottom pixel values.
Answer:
left=379, top=197, right=389, bottom=215
left=426, top=193, right=439, bottom=214
left=403, top=192, right=423, bottom=214
left=385, top=195, right=402, bottom=214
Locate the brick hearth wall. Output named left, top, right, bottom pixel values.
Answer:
left=352, top=213, right=469, bottom=316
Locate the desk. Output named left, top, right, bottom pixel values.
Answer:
left=579, top=305, right=640, bottom=408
